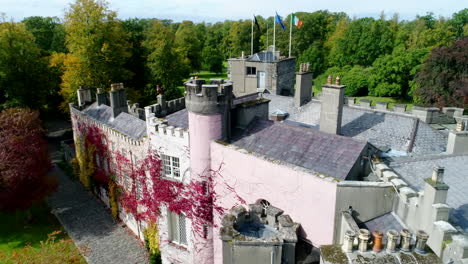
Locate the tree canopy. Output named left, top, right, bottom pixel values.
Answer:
left=0, top=108, right=54, bottom=211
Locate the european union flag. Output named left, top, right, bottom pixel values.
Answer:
left=275, top=12, right=285, bottom=31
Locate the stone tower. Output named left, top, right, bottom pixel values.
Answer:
left=319, top=76, right=345, bottom=135
left=185, top=79, right=233, bottom=264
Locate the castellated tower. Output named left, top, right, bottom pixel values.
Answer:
left=185, top=79, right=233, bottom=264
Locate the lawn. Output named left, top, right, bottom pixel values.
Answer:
left=178, top=71, right=228, bottom=93
left=0, top=203, right=85, bottom=264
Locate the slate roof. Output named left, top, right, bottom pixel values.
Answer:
left=82, top=103, right=147, bottom=140
left=247, top=51, right=277, bottom=62
left=361, top=213, right=407, bottom=243
left=390, top=155, right=468, bottom=233
left=263, top=94, right=448, bottom=155
left=231, top=118, right=368, bottom=180
left=165, top=94, right=261, bottom=130
left=166, top=108, right=189, bottom=129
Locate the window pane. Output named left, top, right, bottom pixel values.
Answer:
left=179, top=214, right=187, bottom=245
left=162, top=154, right=172, bottom=177
left=172, top=157, right=180, bottom=178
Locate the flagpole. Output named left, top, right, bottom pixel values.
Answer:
left=251, top=17, right=254, bottom=55
left=289, top=14, right=292, bottom=57
left=273, top=14, right=276, bottom=54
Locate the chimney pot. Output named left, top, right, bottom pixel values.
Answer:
left=358, top=229, right=370, bottom=253
left=415, top=230, right=429, bottom=254
left=431, top=166, right=445, bottom=184
left=335, top=76, right=341, bottom=85
left=327, top=75, right=332, bottom=85
left=386, top=229, right=399, bottom=253
left=372, top=230, right=383, bottom=253
left=342, top=230, right=356, bottom=253
left=400, top=229, right=412, bottom=252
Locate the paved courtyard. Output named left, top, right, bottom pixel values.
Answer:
left=46, top=164, right=148, bottom=264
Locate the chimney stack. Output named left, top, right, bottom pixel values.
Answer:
left=77, top=85, right=92, bottom=107
left=319, top=75, right=346, bottom=135
left=109, top=83, right=128, bottom=118
left=431, top=166, right=445, bottom=184
left=96, top=88, right=108, bottom=106
left=294, top=63, right=313, bottom=107
left=446, top=117, right=468, bottom=154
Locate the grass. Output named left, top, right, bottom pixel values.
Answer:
left=0, top=203, right=86, bottom=264
left=354, top=96, right=414, bottom=110
left=178, top=70, right=229, bottom=93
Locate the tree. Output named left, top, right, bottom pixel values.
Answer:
left=174, top=21, right=203, bottom=72
left=122, top=18, right=152, bottom=93
left=413, top=37, right=468, bottom=107
left=0, top=108, right=54, bottom=211
left=327, top=17, right=395, bottom=67
left=202, top=23, right=224, bottom=73
left=144, top=21, right=189, bottom=100
left=450, top=8, right=468, bottom=37
left=60, top=0, right=132, bottom=110
left=368, top=46, right=429, bottom=97
left=0, top=21, right=51, bottom=110
left=22, top=16, right=67, bottom=55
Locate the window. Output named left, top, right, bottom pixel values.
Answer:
left=168, top=211, right=187, bottom=245
left=161, top=154, right=180, bottom=179
left=246, top=66, right=256, bottom=75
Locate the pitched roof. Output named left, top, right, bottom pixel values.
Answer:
left=263, top=94, right=448, bottom=155
left=82, top=103, right=147, bottom=140
left=231, top=119, right=368, bottom=180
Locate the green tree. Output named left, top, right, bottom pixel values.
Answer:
left=201, top=22, right=225, bottom=73
left=144, top=21, right=189, bottom=100
left=22, top=16, right=67, bottom=55
left=450, top=8, right=468, bottom=37
left=174, top=21, right=203, bottom=72
left=368, top=46, right=429, bottom=97
left=327, top=17, right=395, bottom=67
left=122, top=18, right=152, bottom=94
left=60, top=0, right=132, bottom=110
left=413, top=37, right=468, bottom=107
left=0, top=22, right=51, bottom=110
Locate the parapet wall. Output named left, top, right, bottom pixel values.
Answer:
left=372, top=162, right=468, bottom=260
left=131, top=97, right=185, bottom=121
left=344, top=97, right=465, bottom=124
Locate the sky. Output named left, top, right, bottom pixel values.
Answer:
left=0, top=0, right=465, bottom=22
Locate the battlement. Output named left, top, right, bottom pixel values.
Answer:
left=143, top=97, right=185, bottom=120
left=342, top=97, right=465, bottom=125
left=184, top=79, right=233, bottom=115
left=145, top=113, right=189, bottom=143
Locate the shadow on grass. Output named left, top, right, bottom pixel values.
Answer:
left=0, top=202, right=71, bottom=253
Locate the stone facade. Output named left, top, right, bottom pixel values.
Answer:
left=228, top=51, right=295, bottom=96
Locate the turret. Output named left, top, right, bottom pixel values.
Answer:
left=185, top=79, right=233, bottom=264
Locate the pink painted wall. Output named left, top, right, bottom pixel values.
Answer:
left=188, top=112, right=222, bottom=180
left=188, top=111, right=222, bottom=264
left=210, top=141, right=338, bottom=264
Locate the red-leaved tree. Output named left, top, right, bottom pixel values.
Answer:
left=0, top=108, right=54, bottom=211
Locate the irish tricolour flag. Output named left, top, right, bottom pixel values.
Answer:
left=292, top=13, right=302, bottom=29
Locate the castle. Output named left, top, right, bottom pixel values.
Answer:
left=69, top=57, right=468, bottom=263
